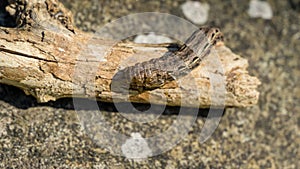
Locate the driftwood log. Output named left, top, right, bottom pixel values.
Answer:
left=0, top=0, right=260, bottom=108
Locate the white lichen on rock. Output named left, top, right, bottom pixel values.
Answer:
left=180, top=1, right=210, bottom=24
left=134, top=32, right=173, bottom=44
left=121, top=133, right=152, bottom=160
left=248, top=0, right=273, bottom=19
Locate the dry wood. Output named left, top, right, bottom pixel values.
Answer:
left=0, top=0, right=261, bottom=108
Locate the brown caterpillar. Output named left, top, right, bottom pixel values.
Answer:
left=111, top=26, right=224, bottom=93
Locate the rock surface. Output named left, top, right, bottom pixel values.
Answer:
left=180, top=1, right=210, bottom=24
left=248, top=0, right=273, bottom=19
left=134, top=33, right=173, bottom=44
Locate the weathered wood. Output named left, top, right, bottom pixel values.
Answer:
left=0, top=0, right=260, bottom=108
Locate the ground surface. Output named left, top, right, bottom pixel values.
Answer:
left=0, top=0, right=299, bottom=168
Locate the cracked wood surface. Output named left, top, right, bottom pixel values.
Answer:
left=0, top=0, right=261, bottom=108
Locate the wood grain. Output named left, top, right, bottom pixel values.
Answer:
left=0, top=0, right=261, bottom=108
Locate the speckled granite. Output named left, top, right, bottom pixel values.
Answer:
left=0, top=0, right=299, bottom=168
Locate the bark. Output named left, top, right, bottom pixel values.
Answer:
left=0, top=0, right=261, bottom=108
